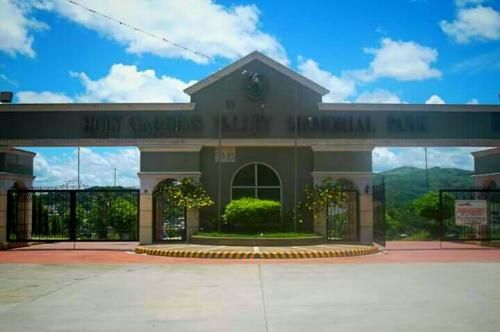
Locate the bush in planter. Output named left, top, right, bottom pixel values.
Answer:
left=223, top=198, right=281, bottom=232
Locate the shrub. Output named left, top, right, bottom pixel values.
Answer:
left=223, top=198, right=281, bottom=232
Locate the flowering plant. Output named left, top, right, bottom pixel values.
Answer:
left=156, top=177, right=214, bottom=209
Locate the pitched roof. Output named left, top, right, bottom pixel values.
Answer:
left=184, top=51, right=329, bottom=96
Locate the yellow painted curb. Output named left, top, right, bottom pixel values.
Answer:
left=134, top=245, right=380, bottom=260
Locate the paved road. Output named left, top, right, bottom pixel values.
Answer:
left=1, top=263, right=499, bottom=331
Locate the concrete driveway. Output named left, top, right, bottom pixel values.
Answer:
left=1, top=263, right=499, bottom=331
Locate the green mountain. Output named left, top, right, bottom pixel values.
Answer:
left=374, top=166, right=473, bottom=208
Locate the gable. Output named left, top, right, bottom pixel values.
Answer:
left=189, top=57, right=324, bottom=116
left=184, top=51, right=329, bottom=96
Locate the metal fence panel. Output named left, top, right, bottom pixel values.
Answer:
left=7, top=189, right=139, bottom=242
left=440, top=189, right=500, bottom=242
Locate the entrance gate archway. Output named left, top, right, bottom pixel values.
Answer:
left=1, top=51, right=498, bottom=247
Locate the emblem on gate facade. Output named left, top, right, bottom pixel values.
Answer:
left=242, top=70, right=265, bottom=100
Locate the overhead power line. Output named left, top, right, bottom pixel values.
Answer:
left=66, top=0, right=212, bottom=61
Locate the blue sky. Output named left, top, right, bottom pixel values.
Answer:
left=0, top=0, right=499, bottom=186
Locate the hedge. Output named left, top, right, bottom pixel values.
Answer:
left=223, top=198, right=281, bottom=232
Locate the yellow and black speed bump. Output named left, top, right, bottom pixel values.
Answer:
left=135, top=245, right=379, bottom=259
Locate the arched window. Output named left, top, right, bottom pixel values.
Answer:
left=231, top=163, right=281, bottom=202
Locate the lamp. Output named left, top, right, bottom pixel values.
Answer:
left=365, top=185, right=371, bottom=194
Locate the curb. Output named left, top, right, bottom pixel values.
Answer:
left=135, top=246, right=380, bottom=259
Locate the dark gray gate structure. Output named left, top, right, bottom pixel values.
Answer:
left=7, top=189, right=139, bottom=242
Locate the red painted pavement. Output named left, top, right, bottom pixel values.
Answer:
left=1, top=241, right=500, bottom=265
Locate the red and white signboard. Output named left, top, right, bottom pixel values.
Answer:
left=455, top=200, right=488, bottom=225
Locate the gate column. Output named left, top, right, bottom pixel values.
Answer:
left=0, top=147, right=36, bottom=248
left=138, top=180, right=153, bottom=245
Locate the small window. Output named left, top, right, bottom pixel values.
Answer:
left=231, top=163, right=281, bottom=202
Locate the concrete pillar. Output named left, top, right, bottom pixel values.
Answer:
left=186, top=208, right=199, bottom=241
left=359, top=193, right=374, bottom=244
left=139, top=193, right=153, bottom=244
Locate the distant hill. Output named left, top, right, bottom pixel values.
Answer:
left=374, top=166, right=474, bottom=208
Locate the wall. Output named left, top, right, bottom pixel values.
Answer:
left=474, top=153, right=500, bottom=175
left=141, top=152, right=200, bottom=172
left=199, top=147, right=314, bottom=230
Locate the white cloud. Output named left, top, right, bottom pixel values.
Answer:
left=425, top=95, right=445, bottom=104
left=17, top=91, right=74, bottom=103
left=298, top=38, right=441, bottom=103
left=42, top=0, right=288, bottom=65
left=33, top=147, right=139, bottom=187
left=467, top=98, right=479, bottom=104
left=297, top=57, right=356, bottom=102
left=0, top=0, right=47, bottom=58
left=0, top=73, right=18, bottom=87
left=355, top=89, right=403, bottom=103
left=440, top=5, right=500, bottom=43
left=73, top=64, right=194, bottom=102
left=373, top=147, right=491, bottom=172
left=355, top=38, right=441, bottom=81
left=451, top=49, right=500, bottom=74
left=17, top=63, right=194, bottom=103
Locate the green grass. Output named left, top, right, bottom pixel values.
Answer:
left=194, top=231, right=320, bottom=238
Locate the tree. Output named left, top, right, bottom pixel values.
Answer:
left=413, top=191, right=454, bottom=221
left=412, top=191, right=454, bottom=239
left=109, top=197, right=138, bottom=240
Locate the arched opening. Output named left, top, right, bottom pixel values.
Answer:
left=231, top=163, right=281, bottom=202
left=326, top=179, right=359, bottom=242
left=153, top=179, right=186, bottom=242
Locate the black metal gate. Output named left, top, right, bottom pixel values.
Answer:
left=153, top=187, right=186, bottom=242
left=327, top=190, right=359, bottom=242
left=440, top=189, right=500, bottom=242
left=373, top=180, right=386, bottom=246
left=7, top=189, right=139, bottom=242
